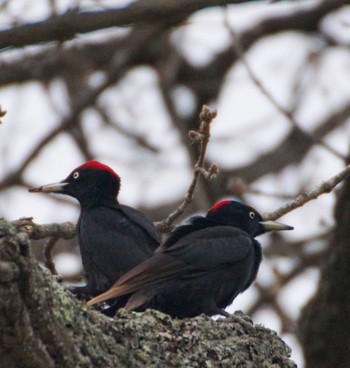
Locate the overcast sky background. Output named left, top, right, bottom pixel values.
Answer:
left=1, top=1, right=350, bottom=366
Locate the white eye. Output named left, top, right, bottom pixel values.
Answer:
left=73, top=172, right=79, bottom=179
left=249, top=211, right=255, bottom=219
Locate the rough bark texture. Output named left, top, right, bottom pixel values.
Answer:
left=0, top=221, right=295, bottom=368
left=299, top=174, right=350, bottom=368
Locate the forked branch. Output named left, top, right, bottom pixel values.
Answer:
left=156, top=105, right=219, bottom=232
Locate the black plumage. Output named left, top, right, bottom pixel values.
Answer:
left=87, top=200, right=293, bottom=318
left=29, top=161, right=160, bottom=299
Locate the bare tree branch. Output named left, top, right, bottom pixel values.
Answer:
left=11, top=218, right=76, bottom=240
left=0, top=0, right=263, bottom=51
left=0, top=24, right=164, bottom=191
left=156, top=105, right=218, bottom=232
left=221, top=101, right=350, bottom=187
left=95, top=104, right=159, bottom=154
left=223, top=10, right=346, bottom=161
left=0, top=0, right=346, bottom=89
left=264, top=165, right=350, bottom=220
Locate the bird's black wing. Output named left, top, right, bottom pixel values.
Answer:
left=78, top=205, right=160, bottom=294
left=87, top=225, right=254, bottom=305
left=86, top=253, right=187, bottom=305
left=163, top=226, right=254, bottom=275
left=120, top=204, right=161, bottom=245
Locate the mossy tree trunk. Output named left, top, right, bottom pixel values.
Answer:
left=0, top=222, right=295, bottom=368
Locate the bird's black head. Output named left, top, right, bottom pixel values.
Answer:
left=29, top=161, right=121, bottom=208
left=206, top=200, right=293, bottom=237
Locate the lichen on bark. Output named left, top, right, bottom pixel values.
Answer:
left=0, top=221, right=296, bottom=368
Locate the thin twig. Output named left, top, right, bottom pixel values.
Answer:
left=156, top=105, right=218, bottom=232
left=96, top=103, right=159, bottom=153
left=227, top=177, right=296, bottom=200
left=223, top=11, right=345, bottom=161
left=264, top=165, right=350, bottom=220
left=0, top=105, right=6, bottom=124
left=43, top=237, right=59, bottom=275
left=247, top=247, right=326, bottom=332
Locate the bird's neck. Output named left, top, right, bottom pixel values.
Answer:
left=160, top=216, right=217, bottom=250
left=79, top=196, right=118, bottom=210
